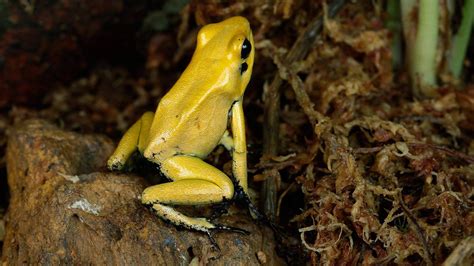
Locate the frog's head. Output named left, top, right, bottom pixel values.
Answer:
left=195, top=16, right=254, bottom=97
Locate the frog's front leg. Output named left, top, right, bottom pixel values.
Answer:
left=141, top=155, right=237, bottom=232
left=230, top=101, right=248, bottom=193
left=107, top=112, right=154, bottom=170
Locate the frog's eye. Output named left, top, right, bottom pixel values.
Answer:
left=241, top=39, right=251, bottom=59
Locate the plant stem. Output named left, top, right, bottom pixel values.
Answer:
left=387, top=0, right=402, bottom=70
left=412, top=0, right=439, bottom=97
left=448, top=0, right=474, bottom=79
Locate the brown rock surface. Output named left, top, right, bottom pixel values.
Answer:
left=2, top=119, right=282, bottom=264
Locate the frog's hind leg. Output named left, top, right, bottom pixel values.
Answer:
left=141, top=155, right=243, bottom=233
left=107, top=112, right=154, bottom=170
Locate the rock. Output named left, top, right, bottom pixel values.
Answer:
left=2, top=119, right=282, bottom=264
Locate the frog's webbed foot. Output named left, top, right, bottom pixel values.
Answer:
left=233, top=184, right=286, bottom=237
left=149, top=203, right=217, bottom=232
left=148, top=203, right=248, bottom=250
left=233, top=184, right=266, bottom=221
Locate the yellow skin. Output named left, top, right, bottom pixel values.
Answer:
left=107, top=16, right=254, bottom=233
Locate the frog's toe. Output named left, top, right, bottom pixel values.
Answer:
left=109, top=162, right=123, bottom=171
left=212, top=224, right=250, bottom=235
left=206, top=231, right=221, bottom=251
left=107, top=157, right=124, bottom=171
left=205, top=224, right=249, bottom=251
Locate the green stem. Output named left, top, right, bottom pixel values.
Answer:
left=412, top=0, right=439, bottom=97
left=448, top=0, right=474, bottom=78
left=387, top=0, right=402, bottom=70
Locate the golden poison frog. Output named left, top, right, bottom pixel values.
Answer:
left=107, top=16, right=254, bottom=235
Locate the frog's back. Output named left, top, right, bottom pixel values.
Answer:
left=143, top=62, right=236, bottom=161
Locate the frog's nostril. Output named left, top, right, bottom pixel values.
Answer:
left=240, top=62, right=248, bottom=75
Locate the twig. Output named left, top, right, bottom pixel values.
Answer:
left=261, top=0, right=346, bottom=220
left=273, top=56, right=326, bottom=127
left=353, top=146, right=384, bottom=154
left=353, top=143, right=474, bottom=165
left=276, top=182, right=295, bottom=220
left=441, top=236, right=474, bottom=266
left=398, top=190, right=433, bottom=265
left=408, top=142, right=474, bottom=164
